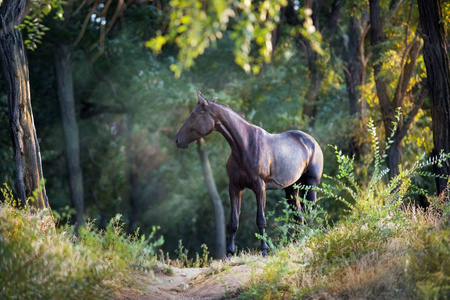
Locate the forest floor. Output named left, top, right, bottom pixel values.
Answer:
left=114, top=259, right=264, bottom=300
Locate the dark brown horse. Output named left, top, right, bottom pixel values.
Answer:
left=176, top=92, right=323, bottom=257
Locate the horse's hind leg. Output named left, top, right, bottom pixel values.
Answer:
left=298, top=173, right=321, bottom=203
left=284, top=185, right=303, bottom=224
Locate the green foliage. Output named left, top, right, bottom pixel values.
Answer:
left=316, top=114, right=449, bottom=216
left=19, top=0, right=65, bottom=50
left=0, top=186, right=164, bottom=299
left=146, top=0, right=305, bottom=77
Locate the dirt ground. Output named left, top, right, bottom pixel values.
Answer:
left=114, top=260, right=264, bottom=300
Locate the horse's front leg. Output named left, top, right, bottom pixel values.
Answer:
left=227, top=183, right=243, bottom=257
left=254, top=181, right=269, bottom=256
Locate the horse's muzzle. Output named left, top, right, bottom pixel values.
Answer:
left=175, top=137, right=188, bottom=149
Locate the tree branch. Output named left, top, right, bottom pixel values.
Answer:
left=90, top=0, right=127, bottom=64
left=72, top=1, right=98, bottom=49
left=393, top=37, right=421, bottom=109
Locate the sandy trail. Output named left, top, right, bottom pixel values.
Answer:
left=115, top=261, right=263, bottom=300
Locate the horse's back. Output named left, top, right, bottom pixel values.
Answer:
left=263, top=130, right=323, bottom=189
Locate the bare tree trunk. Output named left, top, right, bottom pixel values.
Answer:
left=128, top=163, right=139, bottom=231
left=301, top=0, right=342, bottom=127
left=303, top=47, right=321, bottom=124
left=369, top=0, right=395, bottom=133
left=345, top=14, right=365, bottom=159
left=196, top=138, right=226, bottom=258
left=417, top=0, right=450, bottom=195
left=0, top=0, right=50, bottom=209
left=346, top=16, right=363, bottom=118
left=55, top=44, right=84, bottom=226
left=302, top=0, right=321, bottom=126
left=126, top=115, right=139, bottom=231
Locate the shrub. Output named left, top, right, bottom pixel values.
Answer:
left=0, top=184, right=164, bottom=299
left=0, top=201, right=108, bottom=299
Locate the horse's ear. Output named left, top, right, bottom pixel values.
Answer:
left=197, top=91, right=209, bottom=107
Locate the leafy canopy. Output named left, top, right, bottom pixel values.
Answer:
left=146, top=0, right=298, bottom=77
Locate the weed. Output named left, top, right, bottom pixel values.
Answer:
left=77, top=214, right=164, bottom=273
left=260, top=196, right=329, bottom=254
left=158, top=240, right=212, bottom=268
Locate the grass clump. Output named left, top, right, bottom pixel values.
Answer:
left=0, top=184, right=163, bottom=299
left=157, top=239, right=212, bottom=269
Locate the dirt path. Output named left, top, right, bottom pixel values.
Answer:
left=115, top=260, right=264, bottom=299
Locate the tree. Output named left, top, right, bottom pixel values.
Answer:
left=298, top=0, right=343, bottom=126
left=54, top=43, right=84, bottom=226
left=147, top=0, right=289, bottom=77
left=369, top=0, right=426, bottom=178
left=344, top=6, right=369, bottom=159
left=43, top=0, right=130, bottom=226
left=417, top=0, right=450, bottom=195
left=197, top=138, right=226, bottom=258
left=0, top=0, right=50, bottom=209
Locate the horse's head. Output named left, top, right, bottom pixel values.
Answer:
left=175, top=92, right=216, bottom=149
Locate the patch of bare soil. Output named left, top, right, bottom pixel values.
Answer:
left=115, top=261, right=263, bottom=300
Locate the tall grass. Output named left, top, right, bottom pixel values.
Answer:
left=0, top=184, right=163, bottom=299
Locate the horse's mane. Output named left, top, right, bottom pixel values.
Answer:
left=212, top=101, right=252, bottom=125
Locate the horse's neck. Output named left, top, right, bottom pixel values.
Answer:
left=213, top=105, right=255, bottom=159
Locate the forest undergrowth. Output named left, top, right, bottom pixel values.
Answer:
left=238, top=118, right=450, bottom=299
left=1, top=120, right=450, bottom=299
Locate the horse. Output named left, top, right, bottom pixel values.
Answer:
left=175, top=92, right=323, bottom=257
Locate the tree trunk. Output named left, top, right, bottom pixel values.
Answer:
left=196, top=138, right=226, bottom=259
left=55, top=44, right=85, bottom=226
left=302, top=0, right=321, bottom=126
left=126, top=116, right=139, bottom=231
left=128, top=163, right=139, bottom=231
left=417, top=0, right=450, bottom=195
left=386, top=140, right=403, bottom=179
left=0, top=0, right=50, bottom=209
left=303, top=47, right=321, bottom=125
left=369, top=0, right=395, bottom=135
left=346, top=15, right=363, bottom=117
left=346, top=14, right=365, bottom=158
left=369, top=0, right=424, bottom=179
